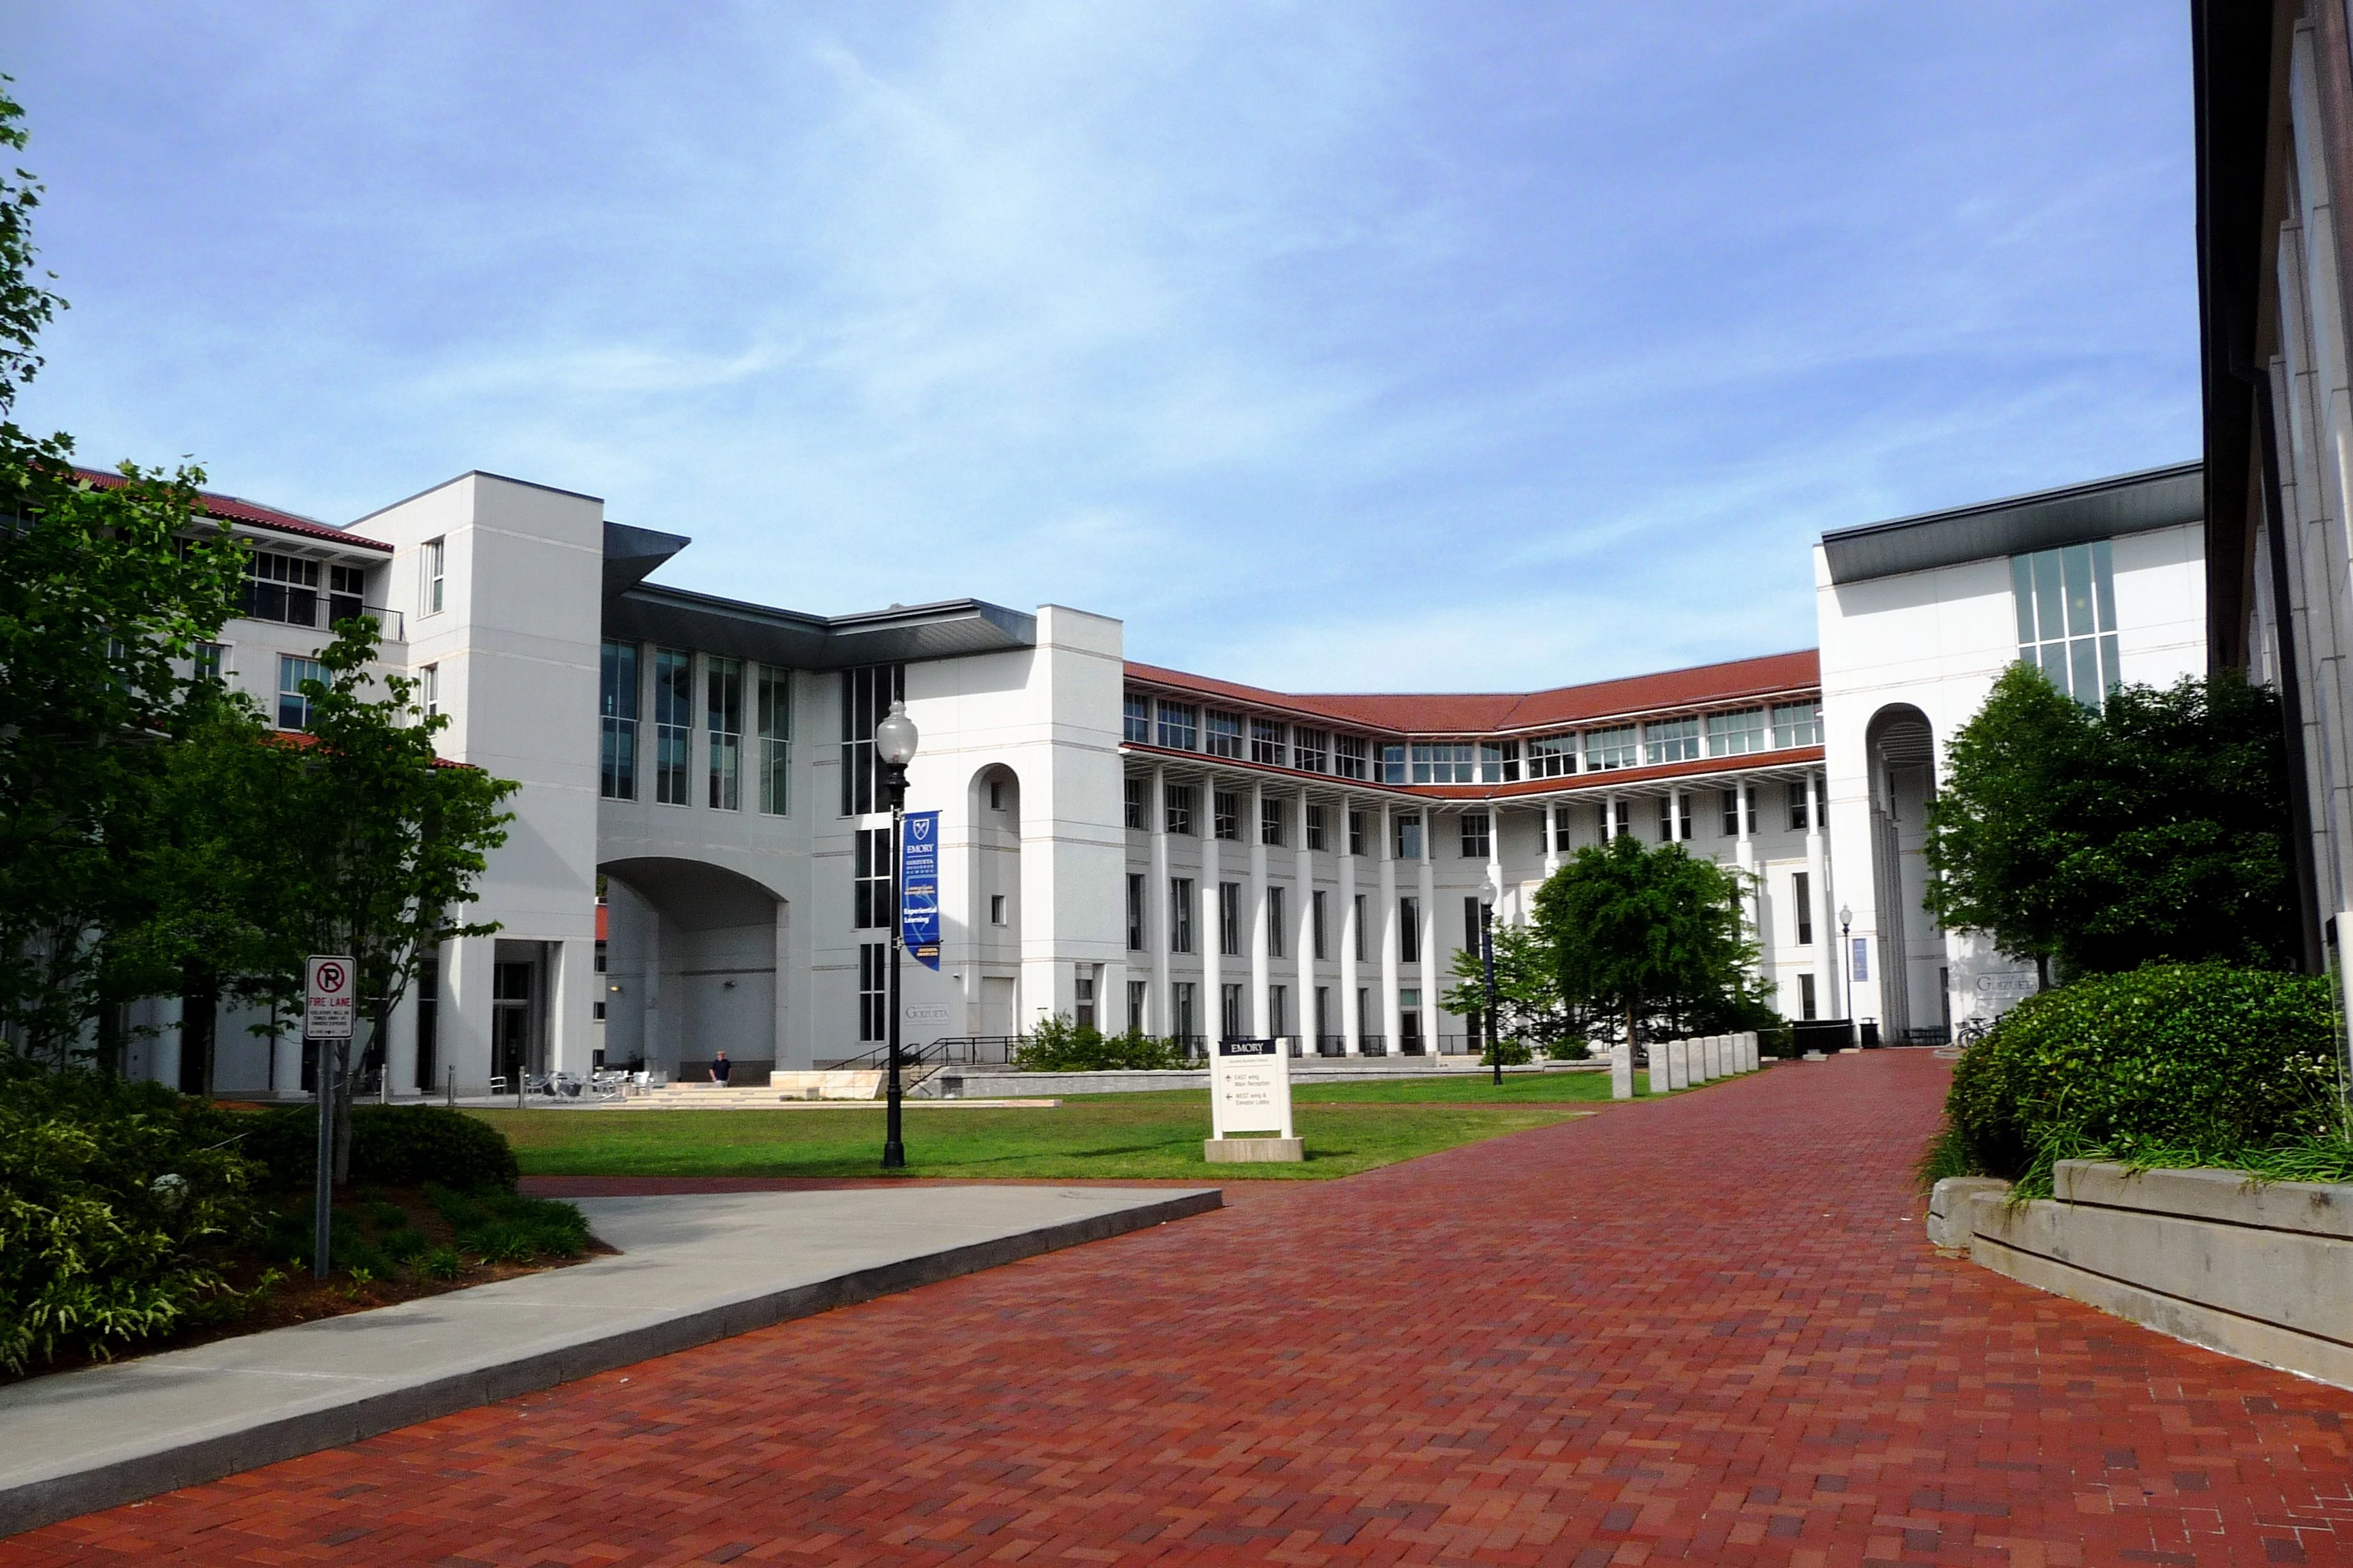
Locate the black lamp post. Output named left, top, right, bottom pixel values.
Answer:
left=875, top=699, right=920, bottom=1170
left=1837, top=901, right=1854, bottom=1045
left=1478, top=873, right=1500, bottom=1085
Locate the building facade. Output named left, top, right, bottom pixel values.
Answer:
left=116, top=454, right=2206, bottom=1095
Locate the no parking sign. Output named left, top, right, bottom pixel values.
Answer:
left=305, top=954, right=356, bottom=1039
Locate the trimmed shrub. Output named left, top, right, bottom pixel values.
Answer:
left=1480, top=1040, right=1536, bottom=1067
left=0, top=1058, right=264, bottom=1373
left=1942, top=962, right=2339, bottom=1191
left=236, top=1104, right=519, bottom=1193
left=1013, top=1016, right=1192, bottom=1072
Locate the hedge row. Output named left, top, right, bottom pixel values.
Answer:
left=233, top=1103, right=520, bottom=1192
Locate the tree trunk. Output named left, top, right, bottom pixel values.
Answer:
left=179, top=962, right=218, bottom=1096
left=332, top=1035, right=355, bottom=1185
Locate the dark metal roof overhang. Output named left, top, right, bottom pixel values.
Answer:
left=604, top=582, right=1036, bottom=670
left=1820, top=461, right=2204, bottom=586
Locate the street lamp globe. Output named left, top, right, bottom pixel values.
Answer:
left=875, top=700, right=920, bottom=767
left=1477, top=875, right=1499, bottom=909
left=1837, top=903, right=1852, bottom=930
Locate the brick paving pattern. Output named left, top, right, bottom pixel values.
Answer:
left=9, top=1050, right=2353, bottom=1565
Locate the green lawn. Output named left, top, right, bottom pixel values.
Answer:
left=476, top=1087, right=1598, bottom=1181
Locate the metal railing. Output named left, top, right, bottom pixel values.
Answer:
left=238, top=583, right=406, bottom=642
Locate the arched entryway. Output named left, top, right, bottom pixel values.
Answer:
left=599, top=856, right=787, bottom=1081
left=1863, top=704, right=1937, bottom=1041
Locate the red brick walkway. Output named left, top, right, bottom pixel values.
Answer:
left=10, top=1052, right=2353, bottom=1566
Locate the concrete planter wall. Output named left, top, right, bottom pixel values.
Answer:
left=1935, top=1160, right=2353, bottom=1390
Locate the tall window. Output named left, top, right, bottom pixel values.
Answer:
left=1268, top=984, right=1288, bottom=1038
left=1464, top=896, right=1483, bottom=952
left=1347, top=810, right=1365, bottom=856
left=1125, top=777, right=1146, bottom=830
left=758, top=665, right=791, bottom=815
left=654, top=648, right=692, bottom=805
left=839, top=663, right=905, bottom=815
left=1335, top=735, right=1369, bottom=779
left=1721, top=787, right=1755, bottom=836
left=419, top=663, right=440, bottom=721
left=1479, top=741, right=1519, bottom=782
left=1305, top=803, right=1326, bottom=851
left=1157, top=700, right=1198, bottom=751
left=858, top=943, right=887, bottom=1041
left=1260, top=797, right=1285, bottom=847
left=1771, top=700, right=1822, bottom=748
left=2014, top=541, right=2119, bottom=706
left=1126, top=874, right=1147, bottom=950
left=1267, top=886, right=1286, bottom=958
left=1585, top=725, right=1638, bottom=770
left=193, top=641, right=227, bottom=686
left=1794, top=871, right=1814, bottom=945
left=852, top=828, right=891, bottom=928
left=1785, top=780, right=1823, bottom=831
left=1213, top=790, right=1240, bottom=841
left=1552, top=802, right=1572, bottom=853
left=1174, top=981, right=1196, bottom=1039
left=1221, top=984, right=1243, bottom=1041
left=1170, top=878, right=1196, bottom=953
left=1399, top=897, right=1421, bottom=963
left=277, top=655, right=322, bottom=730
left=706, top=656, right=743, bottom=810
left=1400, top=988, right=1422, bottom=1048
left=1410, top=742, right=1478, bottom=783
left=1376, top=742, right=1407, bottom=784
left=1250, top=717, right=1287, bottom=766
left=1527, top=734, right=1576, bottom=778
left=1657, top=796, right=1689, bottom=841
left=1292, top=727, right=1328, bottom=772
left=1166, top=785, right=1196, bottom=836
left=1128, top=979, right=1147, bottom=1030
left=1645, top=717, right=1700, bottom=764
left=1219, top=882, right=1241, bottom=956
left=1312, top=890, right=1328, bottom=960
left=1394, top=812, right=1423, bottom=860
left=421, top=537, right=446, bottom=615
left=1459, top=811, right=1491, bottom=858
left=1123, top=694, right=1151, bottom=743
left=601, top=640, right=638, bottom=800
left=1206, top=710, right=1245, bottom=759
left=328, top=564, right=366, bottom=627
left=1707, top=708, right=1767, bottom=756
left=1798, top=972, right=1818, bottom=1020
left=1352, top=893, right=1366, bottom=961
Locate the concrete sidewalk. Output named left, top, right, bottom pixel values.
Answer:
left=0, top=1184, right=1219, bottom=1537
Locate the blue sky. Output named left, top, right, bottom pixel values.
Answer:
left=10, top=3, right=2195, bottom=692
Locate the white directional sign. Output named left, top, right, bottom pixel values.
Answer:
left=1209, top=1038, right=1294, bottom=1141
left=304, top=954, right=357, bottom=1040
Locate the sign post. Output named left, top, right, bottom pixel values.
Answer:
left=305, top=955, right=356, bottom=1280
left=1204, top=1038, right=1303, bottom=1163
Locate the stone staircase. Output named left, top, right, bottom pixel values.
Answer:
left=623, top=1067, right=941, bottom=1107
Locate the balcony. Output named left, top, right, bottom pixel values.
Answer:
left=238, top=583, right=405, bottom=642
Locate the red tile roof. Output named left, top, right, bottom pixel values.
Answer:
left=1123, top=649, right=1819, bottom=738
left=72, top=466, right=391, bottom=553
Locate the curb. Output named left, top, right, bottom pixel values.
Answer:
left=1, top=1188, right=1223, bottom=1538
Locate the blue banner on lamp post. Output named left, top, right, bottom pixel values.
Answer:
left=901, top=809, right=941, bottom=970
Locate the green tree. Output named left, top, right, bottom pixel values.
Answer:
left=1925, top=664, right=2294, bottom=981
left=1442, top=922, right=1580, bottom=1053
left=0, top=82, right=248, bottom=1061
left=1529, top=835, right=1760, bottom=1045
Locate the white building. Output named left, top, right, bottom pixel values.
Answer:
left=118, top=456, right=2207, bottom=1095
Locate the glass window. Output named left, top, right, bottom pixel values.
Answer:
left=1251, top=717, right=1287, bottom=766
left=1267, top=886, right=1286, bottom=958
left=1706, top=707, right=1767, bottom=756
left=1312, top=890, right=1328, bottom=960
left=601, top=640, right=638, bottom=800
left=838, top=663, right=905, bottom=815
left=1480, top=740, right=1519, bottom=783
left=1292, top=727, right=1328, bottom=772
left=1126, top=874, right=1147, bottom=951
left=418, top=663, right=439, bottom=721
left=1347, top=809, right=1365, bottom=856
left=193, top=641, right=228, bottom=686
left=1205, top=710, right=1244, bottom=759
left=1166, top=784, right=1196, bottom=836
left=1399, top=897, right=1421, bottom=963
left=1527, top=733, right=1576, bottom=778
left=1123, top=694, right=1151, bottom=744
left=1410, top=742, right=1478, bottom=783
left=1169, top=878, right=1195, bottom=953
left=1334, top=734, right=1369, bottom=780
left=758, top=665, right=791, bottom=815
left=277, top=655, right=322, bottom=730
left=1376, top=742, right=1407, bottom=784
left=1352, top=893, right=1366, bottom=961
left=706, top=656, right=743, bottom=811
left=1459, top=811, right=1491, bottom=858
left=1394, top=812, right=1423, bottom=860
left=858, top=942, right=886, bottom=1041
left=1584, top=725, right=1638, bottom=770
left=852, top=827, right=891, bottom=928
left=1219, top=882, right=1241, bottom=956
left=1213, top=789, right=1240, bottom=841
left=1305, top=802, right=1326, bottom=851
left=1794, top=871, right=1813, bottom=945
left=1771, top=700, right=1822, bottom=748
left=1124, top=777, right=1145, bottom=830
left=1645, top=717, right=1700, bottom=764
left=421, top=537, right=445, bottom=616
left=2013, top=541, right=2119, bottom=707
left=654, top=648, right=692, bottom=806
left=1260, top=796, right=1285, bottom=847
left=1157, top=700, right=1198, bottom=751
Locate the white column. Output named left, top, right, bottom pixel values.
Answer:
left=1339, top=794, right=1361, bottom=1053
left=1379, top=800, right=1401, bottom=1050
left=1416, top=809, right=1438, bottom=1052
left=1296, top=787, right=1315, bottom=1049
left=449, top=933, right=497, bottom=1094
left=773, top=900, right=794, bottom=1071
left=1542, top=801, right=1561, bottom=879
left=1150, top=767, right=1173, bottom=1036
left=1734, top=779, right=1756, bottom=936
left=1249, top=781, right=1271, bottom=1037
left=1807, top=770, right=1835, bottom=1020
left=1670, top=787, right=1685, bottom=847
left=1605, top=793, right=1621, bottom=841
left=1201, top=815, right=1223, bottom=1043
left=1484, top=802, right=1505, bottom=927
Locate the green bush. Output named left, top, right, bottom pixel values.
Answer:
left=1542, top=1039, right=1592, bottom=1061
left=1480, top=1039, right=1536, bottom=1067
left=236, top=1104, right=520, bottom=1192
left=425, top=1184, right=589, bottom=1263
left=1012, top=1016, right=1192, bottom=1072
left=1941, top=963, right=2341, bottom=1193
left=0, top=1057, right=264, bottom=1373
